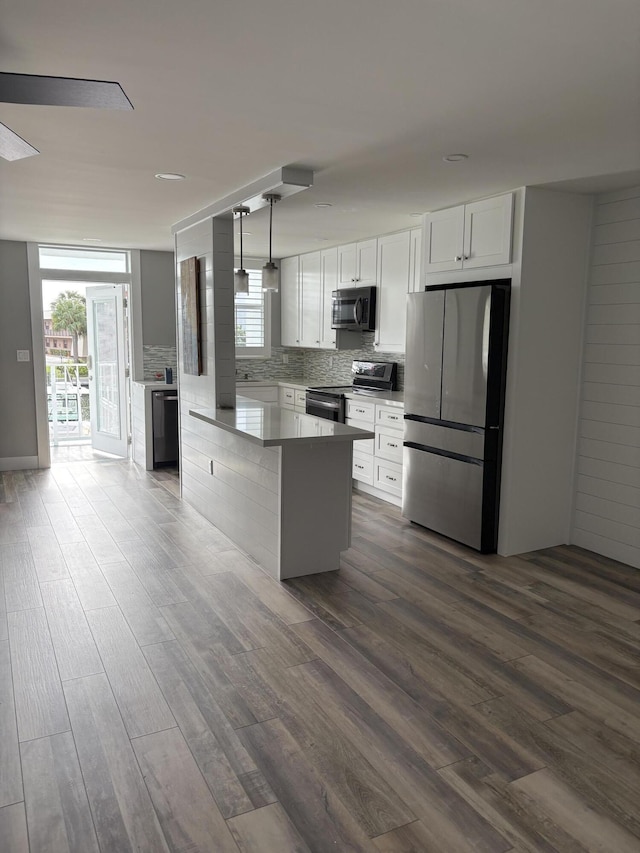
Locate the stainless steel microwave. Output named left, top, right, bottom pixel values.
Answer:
left=331, top=286, right=377, bottom=331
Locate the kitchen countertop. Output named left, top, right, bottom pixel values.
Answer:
left=132, top=381, right=178, bottom=390
left=190, top=396, right=374, bottom=447
left=237, top=378, right=404, bottom=404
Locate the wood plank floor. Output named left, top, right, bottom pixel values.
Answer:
left=1, top=454, right=640, bottom=852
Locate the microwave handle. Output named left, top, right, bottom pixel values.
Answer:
left=354, top=296, right=363, bottom=325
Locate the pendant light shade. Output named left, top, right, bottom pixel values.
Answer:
left=234, top=205, right=250, bottom=294
left=262, top=193, right=280, bottom=292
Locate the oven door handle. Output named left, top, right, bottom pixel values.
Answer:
left=353, top=297, right=363, bottom=326
left=307, top=399, right=340, bottom=410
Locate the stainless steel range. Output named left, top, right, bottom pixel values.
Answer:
left=305, top=360, right=398, bottom=422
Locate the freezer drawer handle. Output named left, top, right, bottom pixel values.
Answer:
left=404, top=440, right=483, bottom=466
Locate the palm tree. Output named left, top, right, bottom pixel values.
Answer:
left=51, top=290, right=87, bottom=360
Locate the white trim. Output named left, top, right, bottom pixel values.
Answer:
left=27, top=242, right=51, bottom=469
left=353, top=481, right=402, bottom=508
left=129, top=249, right=144, bottom=381
left=0, top=456, right=39, bottom=472
left=568, top=197, right=596, bottom=545
left=171, top=166, right=313, bottom=234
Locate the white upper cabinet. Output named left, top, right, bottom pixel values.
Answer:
left=319, top=247, right=338, bottom=348
left=337, top=238, right=378, bottom=286
left=299, top=251, right=322, bottom=348
left=424, top=193, right=513, bottom=273
left=424, top=206, right=465, bottom=273
left=463, top=194, right=514, bottom=269
left=409, top=227, right=423, bottom=292
left=374, top=230, right=411, bottom=354
left=280, top=255, right=300, bottom=347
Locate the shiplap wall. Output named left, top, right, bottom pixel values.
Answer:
left=573, top=186, right=640, bottom=569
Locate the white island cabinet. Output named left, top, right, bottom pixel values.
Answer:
left=189, top=398, right=373, bottom=581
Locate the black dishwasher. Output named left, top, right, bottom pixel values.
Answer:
left=152, top=390, right=179, bottom=466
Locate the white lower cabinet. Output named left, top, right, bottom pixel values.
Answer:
left=375, top=425, right=403, bottom=464
left=279, top=386, right=296, bottom=410
left=374, top=459, right=403, bottom=497
left=279, top=385, right=307, bottom=413
left=347, top=398, right=404, bottom=505
left=352, top=453, right=374, bottom=485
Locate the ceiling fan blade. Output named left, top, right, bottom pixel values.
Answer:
left=0, top=121, right=39, bottom=161
left=0, top=73, right=133, bottom=109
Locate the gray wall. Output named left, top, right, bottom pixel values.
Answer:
left=140, top=250, right=176, bottom=346
left=0, top=241, right=38, bottom=461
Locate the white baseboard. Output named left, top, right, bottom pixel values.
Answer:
left=0, top=456, right=39, bottom=472
left=353, top=481, right=402, bottom=508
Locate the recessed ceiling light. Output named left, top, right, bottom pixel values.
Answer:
left=314, top=203, right=333, bottom=208
left=443, top=154, right=469, bottom=163
left=409, top=213, right=422, bottom=218
left=155, top=172, right=185, bottom=180
left=241, top=232, right=252, bottom=236
left=82, top=237, right=103, bottom=242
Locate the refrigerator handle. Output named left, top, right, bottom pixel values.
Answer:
left=482, top=291, right=491, bottom=381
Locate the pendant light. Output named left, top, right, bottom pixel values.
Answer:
left=261, top=192, right=281, bottom=292
left=234, top=205, right=250, bottom=293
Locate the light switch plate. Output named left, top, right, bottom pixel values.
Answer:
left=17, top=350, right=30, bottom=362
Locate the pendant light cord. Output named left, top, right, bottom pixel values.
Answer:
left=239, top=209, right=243, bottom=268
left=268, top=197, right=273, bottom=264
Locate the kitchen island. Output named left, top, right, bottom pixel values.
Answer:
left=189, top=398, right=374, bottom=580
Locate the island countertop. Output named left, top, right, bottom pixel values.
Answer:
left=189, top=396, right=374, bottom=447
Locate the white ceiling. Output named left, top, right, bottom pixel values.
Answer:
left=1, top=0, right=640, bottom=258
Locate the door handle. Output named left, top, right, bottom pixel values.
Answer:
left=354, top=297, right=363, bottom=325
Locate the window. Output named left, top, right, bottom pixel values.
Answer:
left=39, top=246, right=129, bottom=273
left=235, top=269, right=271, bottom=358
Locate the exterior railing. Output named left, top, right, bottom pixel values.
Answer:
left=46, top=362, right=91, bottom=445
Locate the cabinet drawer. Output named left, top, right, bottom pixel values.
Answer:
left=346, top=418, right=374, bottom=455
left=352, top=453, right=374, bottom=485
left=279, top=387, right=295, bottom=409
left=376, top=405, right=404, bottom=428
left=374, top=460, right=403, bottom=497
left=294, top=390, right=307, bottom=409
left=375, top=427, right=403, bottom=464
left=346, top=399, right=375, bottom=424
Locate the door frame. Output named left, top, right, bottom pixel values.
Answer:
left=27, top=243, right=143, bottom=468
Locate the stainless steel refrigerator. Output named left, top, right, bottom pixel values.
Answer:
left=402, top=281, right=510, bottom=552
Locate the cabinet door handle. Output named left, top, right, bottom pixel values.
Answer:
left=385, top=475, right=397, bottom=482
left=455, top=255, right=463, bottom=262
left=388, top=442, right=398, bottom=448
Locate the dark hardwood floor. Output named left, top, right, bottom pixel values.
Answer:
left=1, top=454, right=640, bottom=852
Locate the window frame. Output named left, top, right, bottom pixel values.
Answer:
left=235, top=266, right=272, bottom=360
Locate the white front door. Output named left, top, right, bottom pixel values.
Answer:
left=86, top=284, right=129, bottom=457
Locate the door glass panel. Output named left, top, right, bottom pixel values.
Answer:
left=94, top=297, right=120, bottom=437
